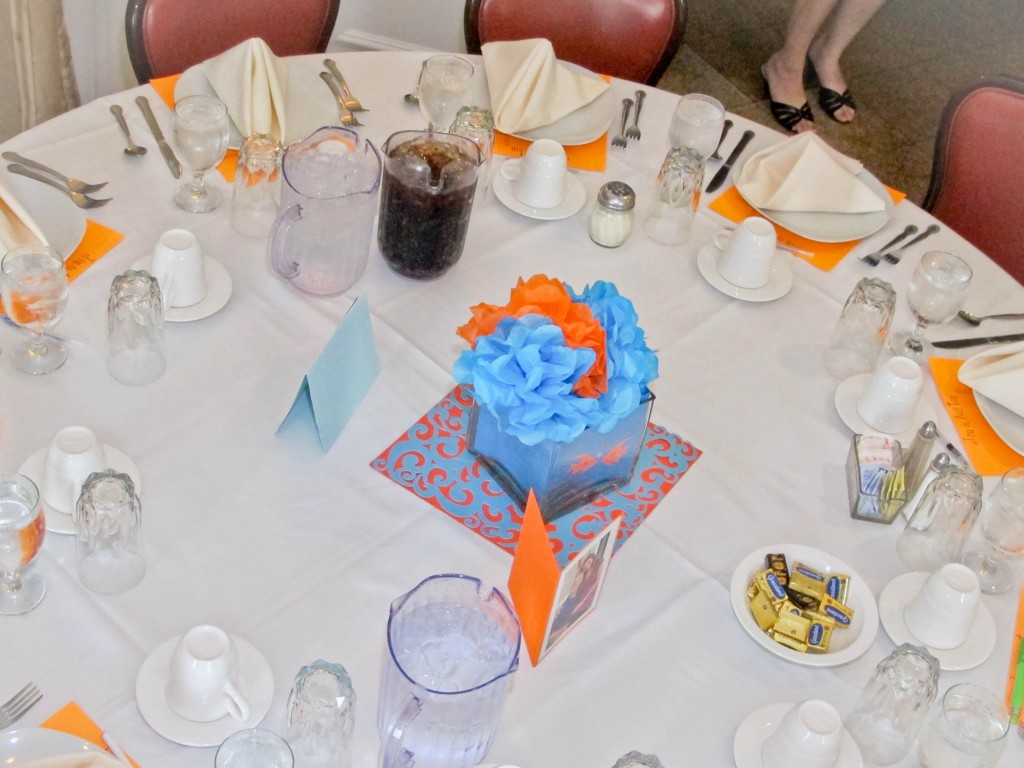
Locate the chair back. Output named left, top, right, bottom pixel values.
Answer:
left=464, top=0, right=685, bottom=85
left=125, top=0, right=340, bottom=83
left=924, top=75, right=1024, bottom=285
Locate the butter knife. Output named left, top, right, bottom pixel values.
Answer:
left=135, top=96, right=181, bottom=179
left=932, top=333, right=1024, bottom=349
left=706, top=129, right=755, bottom=193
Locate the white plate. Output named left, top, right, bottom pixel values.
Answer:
left=878, top=571, right=996, bottom=671
left=833, top=373, right=938, bottom=447
left=733, top=703, right=863, bottom=768
left=136, top=634, right=273, bottom=747
left=729, top=543, right=879, bottom=667
left=696, top=243, right=793, bottom=302
left=493, top=165, right=587, bottom=221
left=732, top=160, right=894, bottom=243
left=131, top=256, right=232, bottom=322
left=19, top=444, right=142, bottom=535
left=503, top=62, right=616, bottom=146
left=975, top=392, right=1024, bottom=457
left=3, top=168, right=87, bottom=257
left=174, top=59, right=337, bottom=147
left=0, top=728, right=103, bottom=764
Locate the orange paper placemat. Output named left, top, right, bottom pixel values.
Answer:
left=708, top=185, right=907, bottom=271
left=929, top=357, right=1024, bottom=475
left=42, top=701, right=140, bottom=767
left=148, top=74, right=237, bottom=182
left=0, top=219, right=124, bottom=315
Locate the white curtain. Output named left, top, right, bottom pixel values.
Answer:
left=0, top=0, right=80, bottom=141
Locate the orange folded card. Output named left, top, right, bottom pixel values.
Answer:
left=42, top=701, right=140, bottom=768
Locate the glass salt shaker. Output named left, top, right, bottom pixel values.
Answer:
left=231, top=133, right=283, bottom=238
left=589, top=181, right=636, bottom=247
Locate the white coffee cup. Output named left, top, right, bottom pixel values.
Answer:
left=42, top=426, right=107, bottom=515
left=903, top=563, right=981, bottom=649
left=713, top=216, right=777, bottom=288
left=165, top=625, right=251, bottom=722
left=762, top=700, right=844, bottom=768
left=856, top=356, right=923, bottom=433
left=500, top=139, right=567, bottom=209
left=150, top=228, right=207, bottom=308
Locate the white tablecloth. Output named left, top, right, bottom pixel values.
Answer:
left=2, top=51, right=1022, bottom=768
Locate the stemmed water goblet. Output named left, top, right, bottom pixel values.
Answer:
left=173, top=94, right=230, bottom=212
left=1, top=245, right=69, bottom=374
left=418, top=55, right=475, bottom=132
left=889, top=251, right=972, bottom=360
left=667, top=93, right=726, bottom=161
left=960, top=467, right=1024, bottom=594
left=0, top=474, right=46, bottom=615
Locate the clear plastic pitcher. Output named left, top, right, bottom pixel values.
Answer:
left=377, top=574, right=521, bottom=768
left=269, top=127, right=381, bottom=296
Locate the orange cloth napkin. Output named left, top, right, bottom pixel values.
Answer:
left=929, top=357, right=1024, bottom=475
left=149, top=74, right=238, bottom=182
left=708, top=185, right=906, bottom=271
left=41, top=701, right=140, bottom=768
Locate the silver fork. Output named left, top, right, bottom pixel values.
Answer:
left=860, top=224, right=917, bottom=266
left=7, top=164, right=112, bottom=208
left=324, top=59, right=368, bottom=112
left=611, top=98, right=633, bottom=148
left=883, top=223, right=940, bottom=264
left=2, top=151, right=107, bottom=193
left=318, top=72, right=362, bottom=127
left=0, top=683, right=41, bottom=729
left=625, top=90, right=645, bottom=140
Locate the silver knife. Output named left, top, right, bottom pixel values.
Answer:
left=706, top=129, right=755, bottom=193
left=932, top=333, right=1024, bottom=349
left=135, top=96, right=181, bottom=179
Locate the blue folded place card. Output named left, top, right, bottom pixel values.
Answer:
left=279, top=295, right=380, bottom=451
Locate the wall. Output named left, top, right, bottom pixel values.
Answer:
left=61, top=0, right=467, bottom=102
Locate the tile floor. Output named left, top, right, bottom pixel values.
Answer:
left=656, top=0, right=1024, bottom=204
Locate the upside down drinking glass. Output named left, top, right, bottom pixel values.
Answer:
left=173, top=95, right=231, bottom=213
left=890, top=251, right=972, bottom=360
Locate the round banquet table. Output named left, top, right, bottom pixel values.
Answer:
left=2, top=51, right=1023, bottom=768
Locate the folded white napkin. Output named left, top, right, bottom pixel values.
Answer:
left=735, top=133, right=886, bottom=214
left=201, top=37, right=288, bottom=140
left=1, top=175, right=47, bottom=252
left=958, top=340, right=1024, bottom=417
left=482, top=39, right=609, bottom=134
left=21, top=753, right=123, bottom=768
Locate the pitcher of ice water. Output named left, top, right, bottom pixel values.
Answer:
left=377, top=574, right=521, bottom=768
left=269, top=126, right=381, bottom=296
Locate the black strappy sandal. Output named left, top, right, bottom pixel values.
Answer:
left=761, top=66, right=815, bottom=133
left=818, top=87, right=856, bottom=122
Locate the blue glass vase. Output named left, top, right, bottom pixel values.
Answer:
left=467, top=389, right=654, bottom=523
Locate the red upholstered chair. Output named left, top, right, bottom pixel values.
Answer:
left=464, top=0, right=686, bottom=86
left=125, top=0, right=340, bottom=83
left=923, top=75, right=1024, bottom=285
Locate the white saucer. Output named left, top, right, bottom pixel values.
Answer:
left=493, top=164, right=587, bottom=221
left=878, top=571, right=996, bottom=671
left=18, top=445, right=142, bottom=535
left=833, top=374, right=938, bottom=446
left=734, top=702, right=863, bottom=768
left=130, top=257, right=232, bottom=322
left=696, top=244, right=793, bottom=302
left=135, top=633, right=273, bottom=747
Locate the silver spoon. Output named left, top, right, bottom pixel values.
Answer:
left=110, top=105, right=147, bottom=156
left=404, top=61, right=426, bottom=105
left=710, top=120, right=733, bottom=161
left=958, top=309, right=1024, bottom=326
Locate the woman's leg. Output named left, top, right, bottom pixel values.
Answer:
left=809, top=0, right=888, bottom=122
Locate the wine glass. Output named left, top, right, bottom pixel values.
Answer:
left=889, top=251, right=972, bottom=359
left=0, top=245, right=69, bottom=375
left=668, top=93, right=726, bottom=160
left=960, top=467, right=1024, bottom=593
left=173, top=94, right=230, bottom=212
left=0, top=474, right=46, bottom=615
left=418, top=55, right=475, bottom=131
